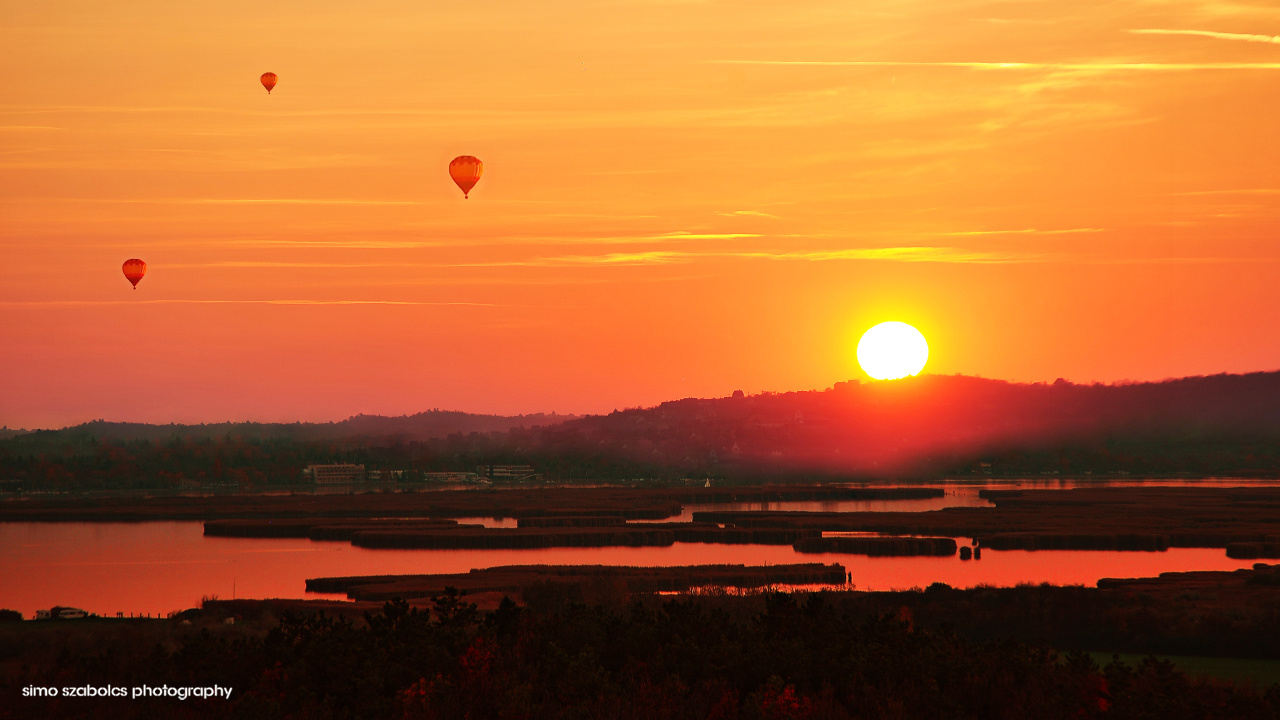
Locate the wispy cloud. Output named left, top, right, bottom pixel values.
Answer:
left=713, top=60, right=1280, bottom=71
left=1088, top=256, right=1280, bottom=265
left=208, top=232, right=763, bottom=250
left=0, top=103, right=863, bottom=130
left=184, top=198, right=422, bottom=206
left=942, top=228, right=1105, bottom=236
left=0, top=105, right=498, bottom=117
left=1, top=300, right=502, bottom=307
left=1174, top=188, right=1280, bottom=195
left=0, top=247, right=1038, bottom=276
left=478, top=246, right=1040, bottom=267
left=1130, top=28, right=1280, bottom=45
left=528, top=251, right=685, bottom=266
left=220, top=239, right=455, bottom=250
left=758, top=247, right=1038, bottom=263
left=718, top=210, right=782, bottom=219
left=172, top=262, right=402, bottom=269
left=0, top=197, right=424, bottom=206
left=618, top=232, right=762, bottom=242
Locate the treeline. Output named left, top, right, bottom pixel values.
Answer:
left=0, top=433, right=371, bottom=491
left=5, top=411, right=576, bottom=444
left=0, top=430, right=678, bottom=491
left=6, top=371, right=1280, bottom=489
left=3, top=587, right=1279, bottom=719
left=4, top=428, right=1280, bottom=492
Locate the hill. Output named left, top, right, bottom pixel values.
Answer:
left=3, top=372, right=1280, bottom=488
left=520, top=372, right=1280, bottom=478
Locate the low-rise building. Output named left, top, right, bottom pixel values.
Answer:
left=424, top=471, right=486, bottom=483
left=36, top=607, right=88, bottom=620
left=475, top=464, right=540, bottom=482
left=306, top=464, right=366, bottom=484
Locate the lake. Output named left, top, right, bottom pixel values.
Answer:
left=6, top=480, right=1277, bottom=617
left=0, top=518, right=1260, bottom=617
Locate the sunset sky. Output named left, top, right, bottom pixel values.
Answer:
left=4, top=0, right=1280, bottom=428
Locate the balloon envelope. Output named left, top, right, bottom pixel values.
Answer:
left=260, top=72, right=277, bottom=93
left=449, top=156, right=483, bottom=198
left=122, top=259, right=146, bottom=289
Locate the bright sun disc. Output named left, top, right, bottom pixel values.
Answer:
left=857, top=321, right=929, bottom=380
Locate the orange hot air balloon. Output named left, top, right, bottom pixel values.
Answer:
left=122, top=259, right=147, bottom=289
left=449, top=156, right=483, bottom=198
left=260, top=72, right=278, bottom=94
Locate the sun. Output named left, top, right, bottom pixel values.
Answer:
left=857, top=321, right=929, bottom=380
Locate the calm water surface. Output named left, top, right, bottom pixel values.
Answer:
left=5, top=481, right=1276, bottom=617
left=0, top=520, right=1260, bottom=618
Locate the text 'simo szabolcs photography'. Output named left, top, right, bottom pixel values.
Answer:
left=6, top=3, right=1280, bottom=720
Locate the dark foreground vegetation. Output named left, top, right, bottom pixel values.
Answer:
left=297, top=561, right=1280, bottom=661
left=4, top=566, right=1280, bottom=719
left=5, top=372, right=1280, bottom=489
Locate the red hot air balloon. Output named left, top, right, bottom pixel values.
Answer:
left=122, top=259, right=147, bottom=289
left=260, top=72, right=278, bottom=94
left=449, top=156, right=483, bottom=198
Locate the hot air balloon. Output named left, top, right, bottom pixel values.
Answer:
left=260, top=72, right=278, bottom=94
left=122, top=259, right=147, bottom=289
left=449, top=156, right=483, bottom=198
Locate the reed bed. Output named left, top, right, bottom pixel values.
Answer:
left=203, top=518, right=463, bottom=539
left=671, top=527, right=821, bottom=545
left=695, top=487, right=1280, bottom=552
left=0, top=486, right=939, bottom=522
left=306, top=562, right=848, bottom=600
left=516, top=516, right=626, bottom=528
left=793, top=536, right=957, bottom=556
left=976, top=533, right=1170, bottom=551
left=350, top=527, right=677, bottom=549
left=1226, top=542, right=1280, bottom=559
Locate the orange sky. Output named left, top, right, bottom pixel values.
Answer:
left=4, top=0, right=1280, bottom=428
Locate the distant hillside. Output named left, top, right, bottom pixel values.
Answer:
left=516, top=372, right=1280, bottom=478
left=3, top=372, right=1280, bottom=488
left=26, top=410, right=577, bottom=443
